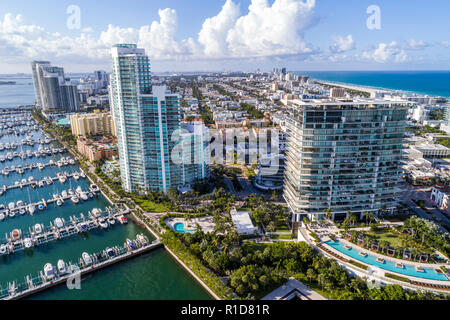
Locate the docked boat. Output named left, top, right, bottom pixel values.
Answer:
left=54, top=218, right=65, bottom=229
left=73, top=173, right=80, bottom=181
left=34, top=224, right=43, bottom=235
left=43, top=263, right=55, bottom=281
left=56, top=199, right=63, bottom=206
left=126, top=238, right=135, bottom=249
left=11, top=229, right=21, bottom=241
left=38, top=204, right=45, bottom=211
left=415, top=266, right=425, bottom=272
left=396, top=262, right=404, bottom=269
left=82, top=252, right=93, bottom=266
left=98, top=218, right=108, bottom=229
left=0, top=244, right=7, bottom=255
left=71, top=196, right=79, bottom=204
left=28, top=204, right=36, bottom=215
left=24, top=238, right=33, bottom=249
left=90, top=184, right=99, bottom=192
left=107, top=217, right=116, bottom=226
left=376, top=257, right=385, bottom=264
left=57, top=260, right=67, bottom=275
left=136, top=234, right=148, bottom=245
left=92, top=208, right=102, bottom=218
left=0, top=213, right=5, bottom=221
left=105, top=248, right=115, bottom=259
left=80, top=193, right=88, bottom=201
left=118, top=215, right=128, bottom=224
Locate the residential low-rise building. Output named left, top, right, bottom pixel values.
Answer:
left=77, top=137, right=118, bottom=162
left=230, top=209, right=258, bottom=235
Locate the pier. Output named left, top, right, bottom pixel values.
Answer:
left=1, top=158, right=75, bottom=176
left=0, top=184, right=100, bottom=219
left=1, top=170, right=85, bottom=192
left=0, top=234, right=162, bottom=300
left=0, top=206, right=131, bottom=256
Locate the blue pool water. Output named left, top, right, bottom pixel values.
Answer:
left=325, top=240, right=448, bottom=281
left=173, top=223, right=195, bottom=234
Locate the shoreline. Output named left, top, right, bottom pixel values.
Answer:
left=312, top=78, right=450, bottom=99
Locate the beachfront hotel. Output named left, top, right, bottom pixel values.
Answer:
left=109, top=44, right=183, bottom=193
left=283, top=98, right=408, bottom=222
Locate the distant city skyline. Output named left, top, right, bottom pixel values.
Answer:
left=1, top=0, right=450, bottom=73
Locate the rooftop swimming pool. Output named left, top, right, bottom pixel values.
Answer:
left=325, top=240, right=448, bottom=282
left=174, top=223, right=195, bottom=234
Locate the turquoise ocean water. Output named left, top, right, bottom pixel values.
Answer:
left=297, top=71, right=450, bottom=98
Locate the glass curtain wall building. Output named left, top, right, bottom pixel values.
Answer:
left=283, top=98, right=408, bottom=222
left=110, top=44, right=182, bottom=193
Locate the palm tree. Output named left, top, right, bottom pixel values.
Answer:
left=324, top=208, right=333, bottom=221
left=317, top=273, right=327, bottom=290
left=306, top=268, right=316, bottom=284
left=363, top=211, right=371, bottom=226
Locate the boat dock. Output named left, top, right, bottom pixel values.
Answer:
left=1, top=171, right=85, bottom=192
left=1, top=158, right=75, bottom=176
left=0, top=234, right=162, bottom=300
left=0, top=206, right=131, bottom=255
left=0, top=185, right=100, bottom=218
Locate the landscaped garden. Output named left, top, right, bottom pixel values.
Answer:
left=344, top=216, right=449, bottom=263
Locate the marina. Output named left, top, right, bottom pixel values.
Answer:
left=0, top=108, right=212, bottom=300
left=0, top=206, right=130, bottom=256
left=1, top=234, right=163, bottom=300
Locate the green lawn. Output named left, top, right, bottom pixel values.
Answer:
left=134, top=199, right=168, bottom=213
left=270, top=234, right=293, bottom=240
left=363, top=230, right=406, bottom=248
left=241, top=241, right=272, bottom=253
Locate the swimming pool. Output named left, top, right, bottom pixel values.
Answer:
left=174, top=223, right=195, bottom=234
left=325, top=240, right=448, bottom=282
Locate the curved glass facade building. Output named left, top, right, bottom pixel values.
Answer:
left=110, top=44, right=182, bottom=193
left=283, top=99, right=408, bottom=222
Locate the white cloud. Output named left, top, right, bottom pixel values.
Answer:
left=440, top=41, right=450, bottom=48
left=198, top=0, right=241, bottom=56
left=138, top=8, right=198, bottom=59
left=406, top=39, right=430, bottom=50
left=362, top=42, right=408, bottom=63
left=225, top=0, right=316, bottom=57
left=330, top=35, right=355, bottom=53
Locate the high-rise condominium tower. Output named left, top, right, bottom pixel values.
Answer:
left=31, top=61, right=50, bottom=107
left=110, top=44, right=183, bottom=193
left=31, top=61, right=80, bottom=112
left=283, top=98, right=408, bottom=223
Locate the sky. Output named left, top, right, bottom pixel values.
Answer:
left=0, top=0, right=450, bottom=73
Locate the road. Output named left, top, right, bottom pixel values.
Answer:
left=401, top=184, right=450, bottom=232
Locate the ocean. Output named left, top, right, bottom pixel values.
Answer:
left=0, top=75, right=35, bottom=108
left=296, top=71, right=450, bottom=98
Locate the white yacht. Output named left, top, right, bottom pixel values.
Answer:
left=28, top=204, right=36, bottom=215
left=54, top=218, right=64, bottom=229
left=43, top=263, right=55, bottom=281
left=107, top=217, right=116, bottom=226
left=34, top=224, right=43, bottom=235
left=24, top=238, right=33, bottom=249
left=71, top=196, right=79, bottom=204
left=57, top=260, right=67, bottom=275
left=98, top=218, right=108, bottom=229
left=82, top=252, right=93, bottom=266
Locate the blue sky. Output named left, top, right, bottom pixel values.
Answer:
left=0, top=0, right=449, bottom=73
